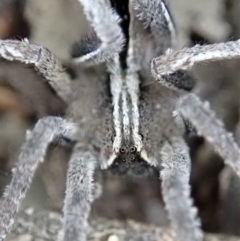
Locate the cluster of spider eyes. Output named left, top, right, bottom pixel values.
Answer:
left=120, top=146, right=137, bottom=153
left=120, top=146, right=137, bottom=162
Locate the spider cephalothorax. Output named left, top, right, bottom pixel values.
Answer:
left=1, top=0, right=240, bottom=241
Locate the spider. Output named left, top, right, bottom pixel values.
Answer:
left=0, top=0, right=240, bottom=241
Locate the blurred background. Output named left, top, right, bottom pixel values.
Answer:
left=0, top=0, right=240, bottom=237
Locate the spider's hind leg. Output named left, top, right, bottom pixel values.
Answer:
left=0, top=117, right=78, bottom=240
left=178, top=94, right=240, bottom=177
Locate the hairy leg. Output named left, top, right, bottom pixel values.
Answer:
left=134, top=0, right=195, bottom=91
left=128, top=0, right=176, bottom=71
left=0, top=61, right=66, bottom=117
left=134, top=0, right=176, bottom=50
left=160, top=137, right=203, bottom=241
left=128, top=0, right=167, bottom=69
left=151, top=40, right=240, bottom=81
left=62, top=145, right=97, bottom=241
left=156, top=70, right=196, bottom=91
left=178, top=94, right=240, bottom=176
left=72, top=0, right=124, bottom=65
left=0, top=39, right=72, bottom=102
left=0, top=117, right=78, bottom=240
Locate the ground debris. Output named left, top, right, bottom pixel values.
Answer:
left=6, top=208, right=240, bottom=241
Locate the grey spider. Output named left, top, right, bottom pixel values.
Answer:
left=0, top=0, right=240, bottom=241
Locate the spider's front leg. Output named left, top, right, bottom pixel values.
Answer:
left=0, top=117, right=78, bottom=240
left=151, top=40, right=240, bottom=90
left=134, top=0, right=196, bottom=91
left=160, top=137, right=203, bottom=241
left=0, top=39, right=72, bottom=102
left=72, top=0, right=125, bottom=65
left=134, top=0, right=176, bottom=50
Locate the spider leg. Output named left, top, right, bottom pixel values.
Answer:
left=72, top=0, right=124, bottom=65
left=155, top=70, right=196, bottom=91
left=134, top=0, right=196, bottom=91
left=0, top=117, right=78, bottom=240
left=0, top=39, right=71, bottom=102
left=178, top=94, right=240, bottom=177
left=151, top=40, right=240, bottom=85
left=160, top=137, right=203, bottom=241
left=134, top=0, right=176, bottom=51
left=62, top=145, right=97, bottom=241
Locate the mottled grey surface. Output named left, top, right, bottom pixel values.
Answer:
left=6, top=208, right=240, bottom=241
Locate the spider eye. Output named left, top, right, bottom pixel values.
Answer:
left=131, top=156, right=136, bottom=162
left=120, top=147, right=126, bottom=153
left=130, top=146, right=137, bottom=153
left=139, top=133, right=144, bottom=140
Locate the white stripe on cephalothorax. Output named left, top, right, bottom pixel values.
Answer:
left=107, top=58, right=123, bottom=152
left=122, top=87, right=131, bottom=140
left=125, top=0, right=143, bottom=152
left=126, top=72, right=142, bottom=151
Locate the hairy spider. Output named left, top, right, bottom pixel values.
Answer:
left=0, top=0, right=240, bottom=241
